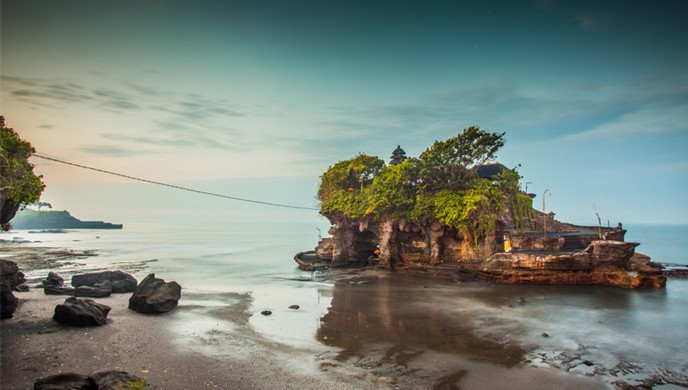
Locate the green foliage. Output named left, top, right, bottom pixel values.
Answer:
left=366, top=158, right=420, bottom=219
left=418, top=126, right=505, bottom=192
left=1, top=116, right=45, bottom=206
left=317, top=154, right=384, bottom=202
left=510, top=193, right=537, bottom=231
left=318, top=127, right=527, bottom=244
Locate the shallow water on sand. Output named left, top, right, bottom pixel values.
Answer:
left=4, top=222, right=688, bottom=387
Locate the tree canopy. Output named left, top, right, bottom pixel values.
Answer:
left=1, top=116, right=45, bottom=225
left=318, top=126, right=529, bottom=243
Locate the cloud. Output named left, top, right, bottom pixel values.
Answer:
left=1, top=74, right=250, bottom=152
left=77, top=144, right=143, bottom=157
left=563, top=106, right=688, bottom=140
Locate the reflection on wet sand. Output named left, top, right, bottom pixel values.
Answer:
left=316, top=273, right=527, bottom=367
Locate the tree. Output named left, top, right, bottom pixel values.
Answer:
left=418, top=126, right=505, bottom=192
left=317, top=126, right=518, bottom=244
left=1, top=116, right=45, bottom=228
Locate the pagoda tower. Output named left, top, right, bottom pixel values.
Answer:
left=389, top=145, right=407, bottom=165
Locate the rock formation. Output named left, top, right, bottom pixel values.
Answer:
left=72, top=270, right=137, bottom=293
left=34, top=370, right=148, bottom=390
left=42, top=271, right=64, bottom=287
left=53, top=297, right=111, bottom=326
left=305, top=131, right=666, bottom=288
left=478, top=240, right=665, bottom=288
left=299, top=210, right=666, bottom=289
left=128, top=273, right=181, bottom=314
left=34, top=372, right=95, bottom=390
left=74, top=285, right=112, bottom=298
left=0, top=259, right=25, bottom=319
left=44, top=285, right=76, bottom=295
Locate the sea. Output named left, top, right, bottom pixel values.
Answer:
left=3, top=219, right=688, bottom=388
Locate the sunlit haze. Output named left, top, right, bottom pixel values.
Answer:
left=2, top=0, right=687, bottom=224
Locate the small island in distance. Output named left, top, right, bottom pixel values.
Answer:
left=11, top=206, right=123, bottom=230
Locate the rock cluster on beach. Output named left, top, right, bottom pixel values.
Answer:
left=34, top=370, right=148, bottom=390
left=53, top=297, right=112, bottom=326
left=128, top=273, right=182, bottom=314
left=41, top=270, right=141, bottom=298
left=1, top=259, right=25, bottom=319
left=72, top=270, right=138, bottom=293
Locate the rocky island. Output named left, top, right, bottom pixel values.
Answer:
left=296, top=127, right=666, bottom=289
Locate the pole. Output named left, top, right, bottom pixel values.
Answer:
left=543, top=189, right=550, bottom=238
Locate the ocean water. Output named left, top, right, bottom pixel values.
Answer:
left=4, top=221, right=688, bottom=386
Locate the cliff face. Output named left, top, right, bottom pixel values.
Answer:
left=478, top=241, right=665, bottom=288
left=325, top=215, right=498, bottom=269
left=305, top=199, right=665, bottom=289
left=322, top=198, right=583, bottom=269
left=0, top=198, right=21, bottom=227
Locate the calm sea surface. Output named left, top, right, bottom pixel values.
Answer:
left=5, top=221, right=688, bottom=386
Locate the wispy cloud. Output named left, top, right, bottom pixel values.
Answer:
left=77, top=144, right=144, bottom=157
left=1, top=75, right=251, bottom=154
left=563, top=106, right=688, bottom=140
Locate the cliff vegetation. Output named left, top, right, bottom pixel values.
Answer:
left=1, top=116, right=45, bottom=229
left=318, top=127, right=528, bottom=244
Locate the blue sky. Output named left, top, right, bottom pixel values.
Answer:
left=1, top=0, right=687, bottom=224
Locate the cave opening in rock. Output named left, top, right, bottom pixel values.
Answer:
left=354, top=230, right=379, bottom=263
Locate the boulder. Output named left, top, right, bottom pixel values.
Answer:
left=1, top=259, right=25, bottom=319
left=44, top=285, right=75, bottom=295
left=42, top=271, right=64, bottom=287
left=74, top=285, right=112, bottom=298
left=90, top=370, right=148, bottom=389
left=15, top=283, right=29, bottom=292
left=34, top=372, right=96, bottom=390
left=53, top=297, right=111, bottom=326
left=128, top=273, right=181, bottom=314
left=72, top=271, right=137, bottom=293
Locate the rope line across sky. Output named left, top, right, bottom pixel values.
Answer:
left=32, top=154, right=319, bottom=211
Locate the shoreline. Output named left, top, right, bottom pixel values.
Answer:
left=4, top=239, right=684, bottom=389
left=2, top=289, right=610, bottom=390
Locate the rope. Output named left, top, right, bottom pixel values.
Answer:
left=32, top=154, right=319, bottom=211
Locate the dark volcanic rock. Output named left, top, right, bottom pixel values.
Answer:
left=34, top=372, right=96, bottom=389
left=74, top=285, right=112, bottom=298
left=44, top=285, right=75, bottom=295
left=42, top=271, right=64, bottom=287
left=261, top=310, right=272, bottom=316
left=289, top=305, right=300, bottom=310
left=72, top=271, right=137, bottom=293
left=128, top=273, right=181, bottom=314
left=90, top=370, right=148, bottom=389
left=1, top=259, right=26, bottom=319
left=53, top=297, right=111, bottom=326
left=15, top=283, right=29, bottom=292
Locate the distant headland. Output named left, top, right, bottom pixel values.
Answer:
left=10, top=209, right=123, bottom=230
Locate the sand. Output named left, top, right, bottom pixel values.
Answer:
left=1, top=288, right=612, bottom=389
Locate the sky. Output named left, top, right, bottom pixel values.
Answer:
left=1, top=0, right=687, bottom=225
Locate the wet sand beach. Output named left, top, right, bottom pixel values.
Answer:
left=1, top=288, right=609, bottom=389
left=4, top=231, right=686, bottom=389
